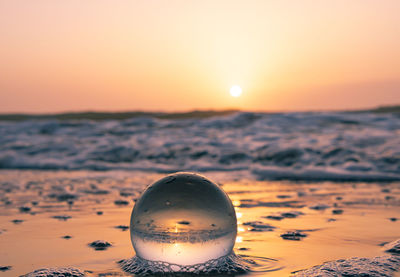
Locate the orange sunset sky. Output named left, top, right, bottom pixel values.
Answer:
left=0, top=0, right=399, bottom=113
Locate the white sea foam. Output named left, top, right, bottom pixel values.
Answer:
left=0, top=112, right=399, bottom=181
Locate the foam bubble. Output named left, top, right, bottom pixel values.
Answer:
left=119, top=253, right=282, bottom=275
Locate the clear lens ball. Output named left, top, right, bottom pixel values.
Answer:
left=130, top=172, right=237, bottom=266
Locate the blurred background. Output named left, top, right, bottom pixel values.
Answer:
left=0, top=0, right=399, bottom=113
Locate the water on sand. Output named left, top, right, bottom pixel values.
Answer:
left=0, top=170, right=399, bottom=276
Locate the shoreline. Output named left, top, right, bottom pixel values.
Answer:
left=0, top=170, right=399, bottom=276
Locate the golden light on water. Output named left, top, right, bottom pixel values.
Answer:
left=236, top=212, right=243, bottom=219
left=232, top=200, right=241, bottom=207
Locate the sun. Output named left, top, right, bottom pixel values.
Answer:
left=230, top=85, right=242, bottom=97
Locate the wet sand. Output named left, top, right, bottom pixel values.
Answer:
left=0, top=170, right=399, bottom=276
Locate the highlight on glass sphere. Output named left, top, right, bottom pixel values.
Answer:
left=130, top=172, right=237, bottom=266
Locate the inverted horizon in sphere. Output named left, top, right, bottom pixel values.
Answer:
left=130, top=172, right=237, bottom=266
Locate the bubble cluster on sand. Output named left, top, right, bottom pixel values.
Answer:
left=114, top=199, right=129, bottom=206
left=128, top=172, right=238, bottom=271
left=88, top=240, right=112, bottom=250
left=21, top=267, right=85, bottom=277
left=119, top=252, right=250, bottom=275
left=265, top=211, right=304, bottom=220
left=0, top=266, right=12, bottom=272
left=309, top=204, right=330, bottom=210
left=293, top=255, right=400, bottom=277
left=114, top=225, right=129, bottom=231
left=332, top=209, right=344, bottom=214
left=280, top=231, right=308, bottom=241
left=293, top=238, right=400, bottom=276
left=19, top=206, right=31, bottom=212
left=384, top=239, right=400, bottom=254
left=243, top=221, right=276, bottom=232
left=52, top=215, right=71, bottom=221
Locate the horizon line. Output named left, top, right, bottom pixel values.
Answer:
left=0, top=104, right=399, bottom=116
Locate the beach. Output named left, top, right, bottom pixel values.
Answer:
left=0, top=170, right=399, bottom=276
left=2, top=0, right=400, bottom=275
left=0, top=111, right=399, bottom=276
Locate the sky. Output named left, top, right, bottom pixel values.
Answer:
left=0, top=0, right=399, bottom=113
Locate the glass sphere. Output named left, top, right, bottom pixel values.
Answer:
left=130, top=172, right=237, bottom=266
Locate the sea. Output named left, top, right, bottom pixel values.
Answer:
left=0, top=111, right=398, bottom=181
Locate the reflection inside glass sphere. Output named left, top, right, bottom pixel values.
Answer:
left=130, top=172, right=237, bottom=266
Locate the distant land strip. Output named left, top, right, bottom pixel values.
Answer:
left=353, top=105, right=400, bottom=114
left=0, top=110, right=239, bottom=121
left=0, top=105, right=398, bottom=121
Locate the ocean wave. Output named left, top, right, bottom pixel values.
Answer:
left=0, top=112, right=399, bottom=181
